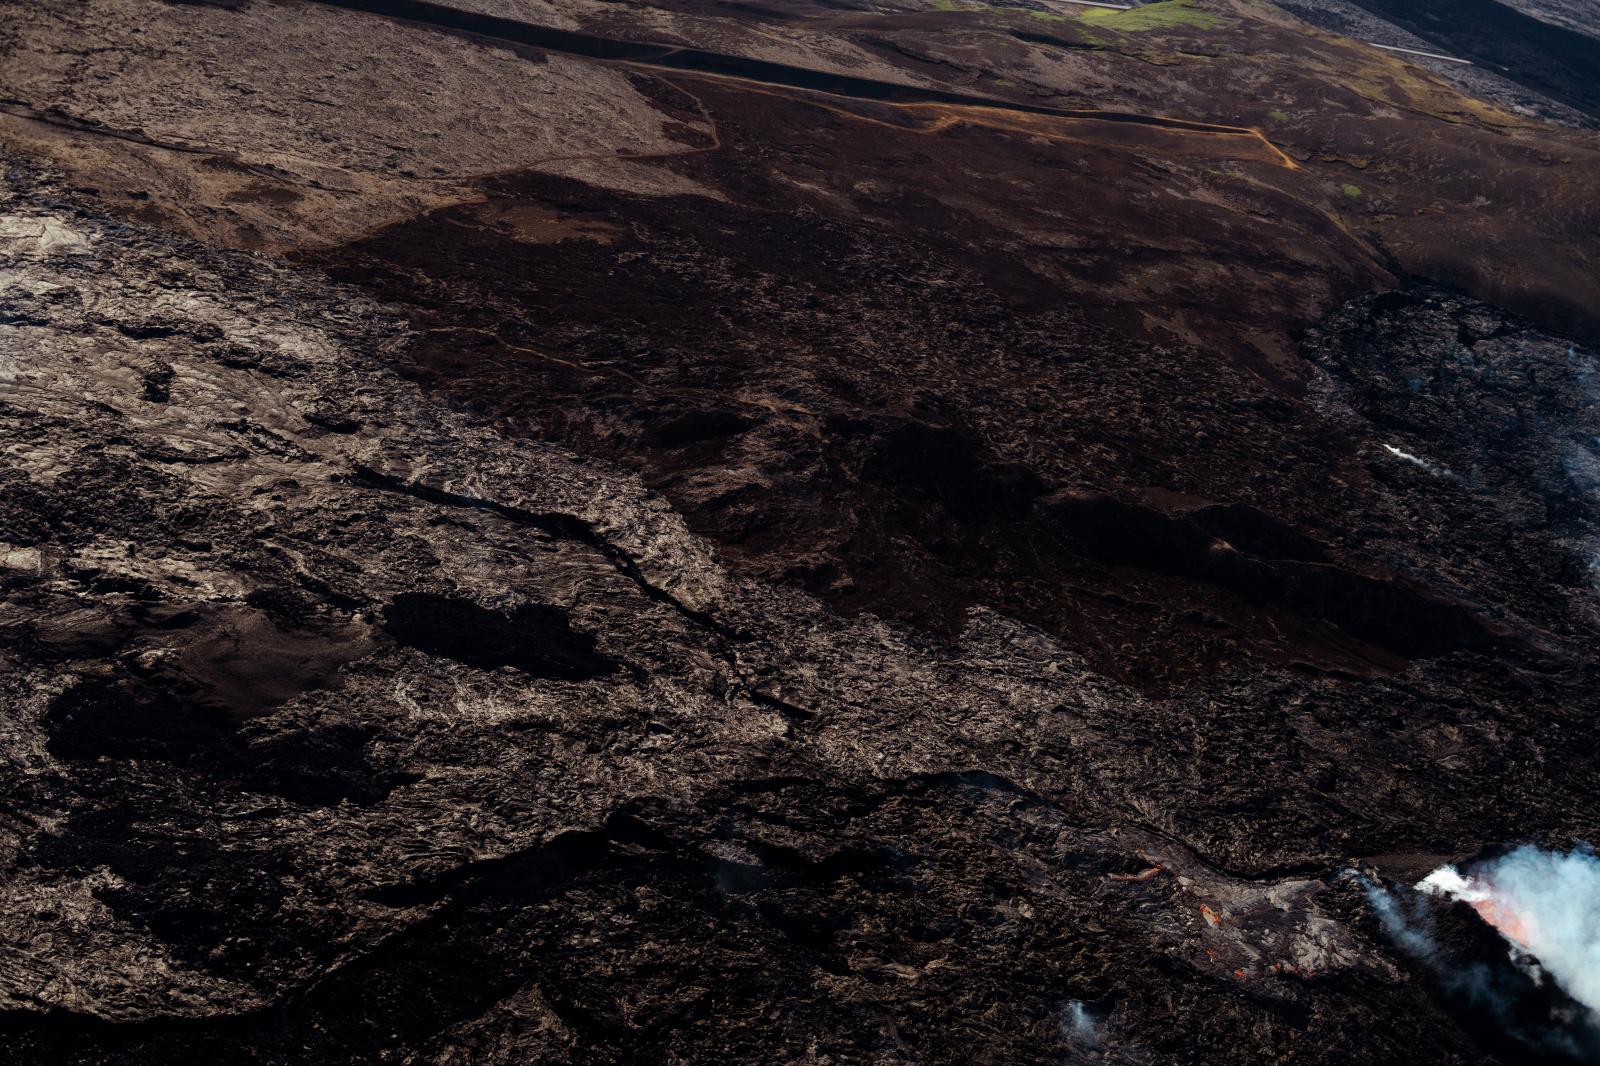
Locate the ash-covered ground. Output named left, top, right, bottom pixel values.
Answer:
left=3, top=0, right=1600, bottom=1062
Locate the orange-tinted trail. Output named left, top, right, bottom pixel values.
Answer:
left=639, top=69, right=1301, bottom=170
left=304, top=0, right=1300, bottom=170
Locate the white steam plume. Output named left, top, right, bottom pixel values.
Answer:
left=1380, top=443, right=1451, bottom=477
left=1355, top=867, right=1593, bottom=1056
left=1062, top=999, right=1103, bottom=1049
left=1419, top=845, right=1600, bottom=1021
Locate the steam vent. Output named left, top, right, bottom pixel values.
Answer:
left=5, top=0, right=1600, bottom=1062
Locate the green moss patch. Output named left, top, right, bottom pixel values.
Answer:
left=1078, top=1, right=1226, bottom=32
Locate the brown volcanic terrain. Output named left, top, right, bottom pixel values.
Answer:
left=3, top=0, right=1600, bottom=1062
left=292, top=0, right=1600, bottom=688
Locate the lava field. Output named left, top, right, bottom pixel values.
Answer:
left=3, top=0, right=1600, bottom=1062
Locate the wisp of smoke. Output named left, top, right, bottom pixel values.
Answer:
left=1360, top=873, right=1439, bottom=961
left=1380, top=442, right=1451, bottom=477
left=1419, top=845, right=1600, bottom=1023
left=1062, top=999, right=1103, bottom=1049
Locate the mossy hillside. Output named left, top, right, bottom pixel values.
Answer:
left=1078, top=1, right=1227, bottom=32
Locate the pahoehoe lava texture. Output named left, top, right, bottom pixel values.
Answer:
left=4, top=0, right=1600, bottom=1062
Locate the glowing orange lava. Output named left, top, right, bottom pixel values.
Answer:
left=1470, top=895, right=1536, bottom=949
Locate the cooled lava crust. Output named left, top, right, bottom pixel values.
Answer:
left=2, top=0, right=1600, bottom=1062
